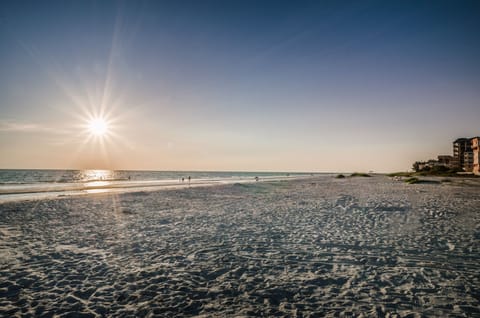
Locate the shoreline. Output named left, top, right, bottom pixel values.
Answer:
left=2, top=173, right=480, bottom=204
left=0, top=175, right=318, bottom=204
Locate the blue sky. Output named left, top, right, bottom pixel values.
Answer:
left=1, top=0, right=479, bottom=172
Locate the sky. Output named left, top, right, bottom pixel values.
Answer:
left=0, top=0, right=479, bottom=172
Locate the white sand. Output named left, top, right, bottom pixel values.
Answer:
left=0, top=175, right=479, bottom=317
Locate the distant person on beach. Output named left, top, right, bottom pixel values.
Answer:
left=188, top=176, right=191, bottom=184
left=182, top=177, right=184, bottom=183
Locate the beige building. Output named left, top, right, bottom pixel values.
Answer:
left=464, top=152, right=474, bottom=172
left=472, top=137, right=480, bottom=175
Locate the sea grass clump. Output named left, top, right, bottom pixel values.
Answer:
left=387, top=172, right=413, bottom=177
left=404, top=177, right=420, bottom=184
left=350, top=172, right=371, bottom=177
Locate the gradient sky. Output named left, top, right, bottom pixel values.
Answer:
left=1, top=0, right=479, bottom=172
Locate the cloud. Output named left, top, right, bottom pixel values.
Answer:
left=0, top=120, right=59, bottom=133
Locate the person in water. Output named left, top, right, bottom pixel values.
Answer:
left=188, top=176, right=191, bottom=184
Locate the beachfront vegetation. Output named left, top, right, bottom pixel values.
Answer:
left=389, top=166, right=478, bottom=178
left=335, top=174, right=346, bottom=179
left=412, top=163, right=465, bottom=175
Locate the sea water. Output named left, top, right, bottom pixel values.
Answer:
left=0, top=169, right=312, bottom=202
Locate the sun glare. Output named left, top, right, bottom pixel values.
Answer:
left=88, top=118, right=109, bottom=136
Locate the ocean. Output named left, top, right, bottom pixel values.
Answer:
left=0, top=169, right=313, bottom=202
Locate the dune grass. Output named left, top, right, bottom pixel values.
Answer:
left=404, top=177, right=420, bottom=184
left=387, top=172, right=414, bottom=177
left=350, top=172, right=371, bottom=177
left=390, top=170, right=479, bottom=178
left=404, top=177, right=441, bottom=185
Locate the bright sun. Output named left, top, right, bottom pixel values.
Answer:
left=88, top=118, right=109, bottom=136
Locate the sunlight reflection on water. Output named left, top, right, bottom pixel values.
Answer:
left=85, top=181, right=110, bottom=187
left=83, top=170, right=113, bottom=181
left=84, top=188, right=111, bottom=194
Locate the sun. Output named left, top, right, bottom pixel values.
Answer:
left=87, top=118, right=109, bottom=136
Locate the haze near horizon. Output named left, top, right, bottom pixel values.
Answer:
left=1, top=0, right=479, bottom=172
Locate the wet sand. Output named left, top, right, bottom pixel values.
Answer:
left=1, top=176, right=479, bottom=317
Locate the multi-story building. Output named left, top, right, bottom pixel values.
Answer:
left=464, top=152, right=474, bottom=172
left=453, top=138, right=473, bottom=171
left=437, top=155, right=453, bottom=168
left=413, top=137, right=479, bottom=173
left=472, top=137, right=480, bottom=175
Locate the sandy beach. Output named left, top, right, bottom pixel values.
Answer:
left=1, top=175, right=479, bottom=317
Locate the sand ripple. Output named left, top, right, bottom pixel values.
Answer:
left=1, top=177, right=479, bottom=317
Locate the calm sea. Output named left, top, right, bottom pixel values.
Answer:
left=0, top=169, right=313, bottom=202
